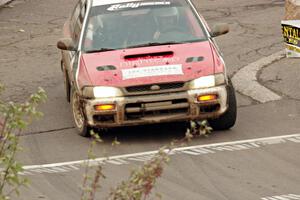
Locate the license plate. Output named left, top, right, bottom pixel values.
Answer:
left=144, top=101, right=172, bottom=108
left=122, top=64, right=183, bottom=80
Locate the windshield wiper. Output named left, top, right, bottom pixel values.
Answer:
left=84, top=48, right=116, bottom=53
left=127, top=41, right=184, bottom=49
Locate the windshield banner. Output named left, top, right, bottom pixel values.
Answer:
left=282, top=20, right=300, bottom=57
left=107, top=1, right=171, bottom=11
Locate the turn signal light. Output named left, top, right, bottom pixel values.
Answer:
left=197, top=94, right=217, bottom=102
left=94, top=104, right=115, bottom=111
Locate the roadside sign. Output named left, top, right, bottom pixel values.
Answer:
left=282, top=20, right=300, bottom=57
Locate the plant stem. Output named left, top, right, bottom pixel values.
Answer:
left=0, top=141, right=17, bottom=193
left=88, top=165, right=102, bottom=200
left=0, top=124, right=12, bottom=158
left=0, top=116, right=7, bottom=137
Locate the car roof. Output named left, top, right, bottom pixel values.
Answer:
left=91, top=0, right=182, bottom=7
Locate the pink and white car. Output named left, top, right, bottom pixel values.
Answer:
left=57, top=0, right=236, bottom=136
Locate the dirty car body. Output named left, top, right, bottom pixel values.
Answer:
left=57, top=0, right=237, bottom=136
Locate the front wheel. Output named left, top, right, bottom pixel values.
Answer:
left=71, top=88, right=91, bottom=137
left=209, top=79, right=237, bottom=130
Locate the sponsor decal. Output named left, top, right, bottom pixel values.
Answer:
left=120, top=57, right=180, bottom=67
left=107, top=1, right=171, bottom=11
left=282, top=20, right=300, bottom=57
left=122, top=64, right=183, bottom=80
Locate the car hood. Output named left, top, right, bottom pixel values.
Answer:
left=79, top=41, right=216, bottom=87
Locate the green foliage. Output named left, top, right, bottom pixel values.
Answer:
left=80, top=130, right=105, bottom=200
left=80, top=120, right=212, bottom=200
left=186, top=120, right=213, bottom=139
left=0, top=85, right=47, bottom=199
left=108, top=148, right=169, bottom=200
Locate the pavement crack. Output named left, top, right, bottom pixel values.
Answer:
left=21, top=126, right=75, bottom=137
left=236, top=41, right=283, bottom=64
left=48, top=16, right=67, bottom=25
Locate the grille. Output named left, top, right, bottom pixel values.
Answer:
left=125, top=108, right=189, bottom=120
left=126, top=82, right=184, bottom=93
left=125, top=99, right=189, bottom=120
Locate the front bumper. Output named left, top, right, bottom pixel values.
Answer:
left=83, top=85, right=228, bottom=128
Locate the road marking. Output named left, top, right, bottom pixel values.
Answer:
left=20, top=133, right=300, bottom=175
left=0, top=0, right=13, bottom=7
left=232, top=50, right=285, bottom=103
left=261, top=194, right=300, bottom=200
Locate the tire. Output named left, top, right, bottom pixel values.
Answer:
left=71, top=88, right=91, bottom=137
left=209, top=79, right=237, bottom=130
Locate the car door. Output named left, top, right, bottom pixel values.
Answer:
left=62, top=0, right=87, bottom=89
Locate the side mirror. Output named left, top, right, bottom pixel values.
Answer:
left=211, top=23, right=229, bottom=37
left=57, top=38, right=76, bottom=51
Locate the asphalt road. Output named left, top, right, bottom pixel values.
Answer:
left=0, top=0, right=300, bottom=199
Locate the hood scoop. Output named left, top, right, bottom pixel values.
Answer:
left=124, top=51, right=173, bottom=60
left=96, top=65, right=116, bottom=71
left=186, top=56, right=204, bottom=63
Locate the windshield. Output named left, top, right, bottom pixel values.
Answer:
left=82, top=0, right=208, bottom=52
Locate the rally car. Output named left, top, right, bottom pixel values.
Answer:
left=57, top=0, right=237, bottom=136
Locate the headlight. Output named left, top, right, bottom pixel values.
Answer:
left=189, top=73, right=225, bottom=89
left=82, top=86, right=123, bottom=98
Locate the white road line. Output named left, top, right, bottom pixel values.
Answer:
left=0, top=0, right=13, bottom=7
left=232, top=50, right=285, bottom=103
left=20, top=133, right=300, bottom=175
left=261, top=194, right=300, bottom=200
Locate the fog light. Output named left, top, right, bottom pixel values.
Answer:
left=197, top=94, right=217, bottom=102
left=94, top=104, right=115, bottom=111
